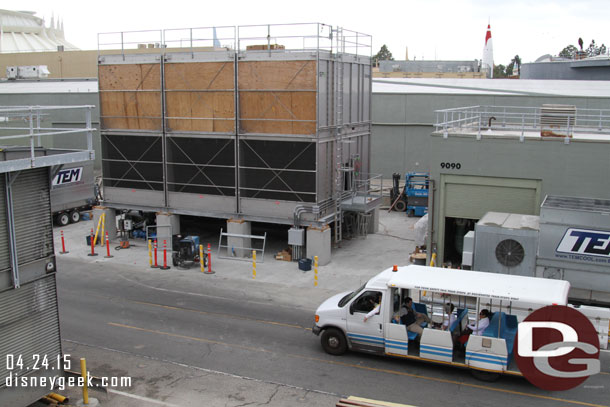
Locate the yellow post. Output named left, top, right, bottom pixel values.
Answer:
left=430, top=253, right=437, bottom=267
left=93, top=213, right=104, bottom=247
left=314, top=256, right=318, bottom=287
left=199, top=244, right=204, bottom=273
left=80, top=358, right=89, bottom=405
left=252, top=250, right=256, bottom=279
left=148, top=239, right=153, bottom=267
left=100, top=213, right=105, bottom=247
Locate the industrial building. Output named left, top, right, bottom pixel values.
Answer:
left=96, top=24, right=379, bottom=264
left=426, top=105, right=610, bottom=302
left=521, top=55, right=610, bottom=80
left=0, top=105, right=95, bottom=406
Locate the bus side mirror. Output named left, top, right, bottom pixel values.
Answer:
left=349, top=303, right=354, bottom=315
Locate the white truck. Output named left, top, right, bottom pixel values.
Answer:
left=50, top=161, right=98, bottom=226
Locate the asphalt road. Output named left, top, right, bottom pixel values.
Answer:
left=56, top=257, right=610, bottom=407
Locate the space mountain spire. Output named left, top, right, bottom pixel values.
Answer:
left=482, top=23, right=494, bottom=78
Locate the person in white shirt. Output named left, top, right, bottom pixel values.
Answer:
left=363, top=294, right=382, bottom=322
left=466, top=309, right=491, bottom=335
left=442, top=303, right=457, bottom=331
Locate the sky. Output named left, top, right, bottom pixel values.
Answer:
left=19, top=0, right=610, bottom=65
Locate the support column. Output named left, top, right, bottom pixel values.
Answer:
left=93, top=206, right=117, bottom=241
left=227, top=218, right=251, bottom=258
left=367, top=207, right=380, bottom=234
left=306, top=225, right=331, bottom=266
left=156, top=212, right=180, bottom=251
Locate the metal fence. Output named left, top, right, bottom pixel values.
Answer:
left=0, top=105, right=95, bottom=172
left=98, top=23, right=372, bottom=56
left=434, top=105, right=610, bottom=141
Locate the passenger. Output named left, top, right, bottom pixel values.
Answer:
left=458, top=309, right=490, bottom=345
left=401, top=297, right=431, bottom=337
left=441, top=303, right=456, bottom=331
left=363, top=293, right=382, bottom=322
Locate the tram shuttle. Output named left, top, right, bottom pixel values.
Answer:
left=312, top=265, right=610, bottom=378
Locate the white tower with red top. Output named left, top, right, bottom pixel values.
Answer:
left=482, top=23, right=494, bottom=78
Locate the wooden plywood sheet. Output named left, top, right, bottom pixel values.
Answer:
left=164, top=61, right=235, bottom=133
left=239, top=91, right=316, bottom=135
left=99, top=64, right=161, bottom=91
left=238, top=61, right=316, bottom=90
left=164, top=62, right=234, bottom=90
left=99, top=63, right=162, bottom=131
left=100, top=91, right=162, bottom=131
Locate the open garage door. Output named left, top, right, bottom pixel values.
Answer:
left=437, top=175, right=541, bottom=266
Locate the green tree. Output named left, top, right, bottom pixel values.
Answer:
left=559, top=44, right=578, bottom=58
left=493, top=64, right=507, bottom=78
left=373, top=44, right=394, bottom=66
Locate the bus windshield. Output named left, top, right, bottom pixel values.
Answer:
left=338, top=283, right=367, bottom=307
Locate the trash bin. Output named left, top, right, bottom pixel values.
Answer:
left=298, top=258, right=312, bottom=271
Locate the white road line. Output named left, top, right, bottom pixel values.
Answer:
left=107, top=389, right=183, bottom=407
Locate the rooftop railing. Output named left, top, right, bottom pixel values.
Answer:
left=434, top=105, right=610, bottom=142
left=98, top=23, right=372, bottom=57
left=0, top=105, right=95, bottom=172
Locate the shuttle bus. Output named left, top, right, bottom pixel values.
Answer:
left=312, top=265, right=609, bottom=380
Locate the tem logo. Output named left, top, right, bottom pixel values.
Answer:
left=556, top=228, right=610, bottom=258
left=52, top=167, right=83, bottom=186
left=514, top=305, right=600, bottom=390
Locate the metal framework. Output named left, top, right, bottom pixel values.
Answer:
left=98, top=24, right=379, bottom=243
left=434, top=105, right=610, bottom=142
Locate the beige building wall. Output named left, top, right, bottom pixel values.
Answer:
left=0, top=47, right=223, bottom=79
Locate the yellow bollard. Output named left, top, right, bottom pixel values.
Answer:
left=148, top=240, right=153, bottom=267
left=199, top=244, right=204, bottom=273
left=252, top=250, right=256, bottom=279
left=93, top=213, right=104, bottom=247
left=314, top=256, right=318, bottom=287
left=100, top=213, right=105, bottom=247
left=430, top=253, right=437, bottom=267
left=80, top=358, right=89, bottom=405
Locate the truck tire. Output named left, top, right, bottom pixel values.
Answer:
left=70, top=210, right=81, bottom=223
left=56, top=213, right=70, bottom=227
left=394, top=200, right=407, bottom=212
left=321, top=328, right=347, bottom=355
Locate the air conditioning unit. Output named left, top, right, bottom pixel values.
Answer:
left=540, top=104, right=575, bottom=138
left=472, top=212, right=540, bottom=277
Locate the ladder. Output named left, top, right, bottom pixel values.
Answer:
left=333, top=27, right=345, bottom=247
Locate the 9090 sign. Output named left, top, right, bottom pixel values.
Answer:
left=440, top=162, right=461, bottom=170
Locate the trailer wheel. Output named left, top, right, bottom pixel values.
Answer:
left=56, top=213, right=70, bottom=227
left=394, top=200, right=407, bottom=212
left=69, top=210, right=81, bottom=224
left=321, top=328, right=347, bottom=355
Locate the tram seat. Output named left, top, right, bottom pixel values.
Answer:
left=406, top=303, right=431, bottom=340
left=482, top=312, right=519, bottom=362
left=450, top=308, right=469, bottom=334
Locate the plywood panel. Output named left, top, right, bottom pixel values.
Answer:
left=239, top=91, right=316, bottom=135
left=100, top=91, right=162, bottom=131
left=99, top=63, right=162, bottom=131
left=238, top=61, right=316, bottom=90
left=99, top=64, right=161, bottom=90
left=164, top=62, right=234, bottom=90
left=165, top=91, right=234, bottom=133
left=164, top=62, right=235, bottom=133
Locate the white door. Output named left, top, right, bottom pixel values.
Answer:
left=346, top=290, right=385, bottom=350
left=384, top=322, right=409, bottom=356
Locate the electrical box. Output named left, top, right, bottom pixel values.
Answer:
left=288, top=228, right=304, bottom=246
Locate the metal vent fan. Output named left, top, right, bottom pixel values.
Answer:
left=495, top=239, right=525, bottom=267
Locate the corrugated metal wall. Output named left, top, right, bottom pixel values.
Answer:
left=12, top=169, right=53, bottom=265
left=0, top=275, right=61, bottom=404
left=0, top=175, right=9, bottom=273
